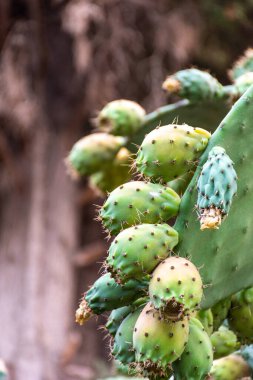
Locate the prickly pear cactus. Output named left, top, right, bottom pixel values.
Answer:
left=210, top=354, right=250, bottom=380
left=149, top=257, right=203, bottom=320
left=99, top=181, right=180, bottom=235
left=194, top=308, right=213, bottom=336
left=211, top=326, right=239, bottom=360
left=135, top=124, right=210, bottom=182
left=106, top=306, right=133, bottom=337
left=162, top=69, right=223, bottom=102
left=174, top=84, right=253, bottom=309
left=211, top=297, right=231, bottom=332
left=98, top=99, right=146, bottom=136
left=133, top=303, right=189, bottom=377
left=75, top=273, right=148, bottom=324
left=67, top=133, right=125, bottom=177
left=172, top=318, right=213, bottom=380
left=106, top=224, right=178, bottom=283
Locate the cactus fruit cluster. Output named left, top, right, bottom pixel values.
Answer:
left=69, top=48, right=253, bottom=379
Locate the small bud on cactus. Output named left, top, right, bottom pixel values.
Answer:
left=211, top=326, right=239, bottom=360
left=173, top=318, right=213, bottom=380
left=98, top=99, right=146, bottom=136
left=106, top=223, right=178, bottom=283
left=211, top=297, right=231, bottom=332
left=197, top=146, right=237, bottom=230
left=210, top=354, right=250, bottom=380
left=67, top=133, right=126, bottom=177
left=162, top=69, right=223, bottom=102
left=100, top=181, right=180, bottom=235
left=149, top=257, right=203, bottom=320
left=133, top=303, right=189, bottom=376
left=136, top=124, right=210, bottom=182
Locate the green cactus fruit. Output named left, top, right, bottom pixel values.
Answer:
left=106, top=306, right=133, bottom=337
left=173, top=318, right=213, bottom=380
left=162, top=69, right=223, bottom=102
left=100, top=181, right=180, bottom=235
left=234, top=72, right=253, bottom=96
left=211, top=326, right=240, bottom=360
left=106, top=224, right=179, bottom=283
left=89, top=148, right=131, bottom=194
left=133, top=302, right=189, bottom=375
left=197, top=146, right=237, bottom=230
left=211, top=297, right=232, bottom=332
left=112, top=305, right=144, bottom=365
left=167, top=172, right=194, bottom=196
left=210, top=354, right=250, bottom=380
left=149, top=257, right=203, bottom=320
left=98, top=99, right=146, bottom=136
left=229, top=48, right=253, bottom=80
left=228, top=287, right=253, bottom=343
left=195, top=309, right=214, bottom=336
left=67, top=133, right=126, bottom=177
left=135, top=124, right=210, bottom=183
left=75, top=273, right=148, bottom=325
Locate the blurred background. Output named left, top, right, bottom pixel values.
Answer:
left=1, top=1, right=253, bottom=379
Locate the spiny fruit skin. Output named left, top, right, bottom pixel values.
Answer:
left=228, top=287, right=253, bottom=343
left=173, top=318, right=213, bottom=380
left=89, top=148, right=131, bottom=194
left=149, top=257, right=203, bottom=320
left=75, top=273, right=148, bottom=325
left=197, top=146, right=237, bottom=230
left=100, top=181, right=180, bottom=235
left=106, top=306, right=133, bottom=337
left=133, top=303, right=189, bottom=371
left=211, top=326, right=239, bottom=360
left=106, top=224, right=178, bottom=283
left=98, top=99, right=146, bottom=136
left=67, top=133, right=125, bottom=176
left=229, top=48, right=253, bottom=80
left=195, top=308, right=214, bottom=336
left=114, top=360, right=140, bottom=377
left=136, top=124, right=210, bottom=182
left=112, top=306, right=144, bottom=365
left=210, top=354, right=250, bottom=380
left=211, top=297, right=232, bottom=332
left=162, top=68, right=223, bottom=102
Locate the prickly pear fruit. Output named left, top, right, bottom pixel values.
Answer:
left=135, top=124, right=210, bottom=182
left=133, top=303, right=189, bottom=376
left=229, top=48, right=253, bottom=80
left=210, top=354, right=250, bottom=380
left=106, top=306, right=133, bottom=337
left=89, top=148, right=131, bottom=194
left=167, top=171, right=194, bottom=196
left=98, top=99, right=146, bottom=136
left=212, top=297, right=231, bottom=332
left=75, top=273, right=148, bottom=325
left=211, top=326, right=239, bottom=360
left=114, top=360, right=140, bottom=377
left=67, top=133, right=125, bottom=177
left=197, top=146, right=237, bottom=230
left=195, top=309, right=214, bottom=336
left=228, top=287, right=253, bottom=343
left=100, top=181, right=180, bottom=235
left=162, top=69, right=223, bottom=102
left=173, top=318, right=213, bottom=380
left=112, top=305, right=144, bottom=364
left=149, top=257, right=203, bottom=320
left=234, top=72, right=253, bottom=96
left=106, top=224, right=178, bottom=283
